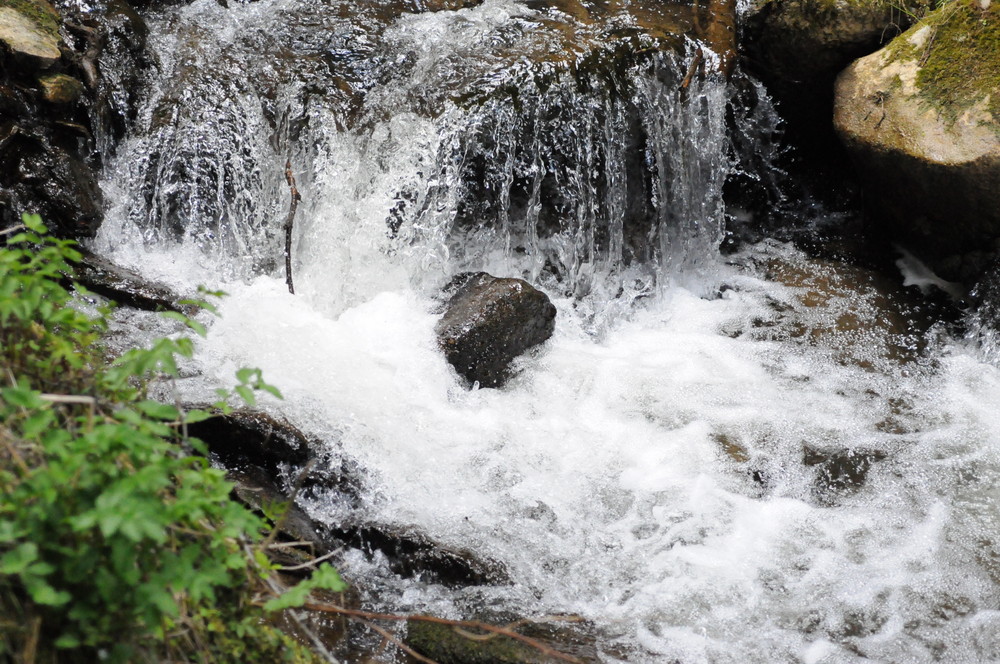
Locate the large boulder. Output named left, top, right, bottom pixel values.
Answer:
left=833, top=0, right=1000, bottom=283
left=436, top=273, right=556, bottom=388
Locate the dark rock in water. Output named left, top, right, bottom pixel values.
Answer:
left=743, top=0, right=928, bottom=122
left=190, top=410, right=323, bottom=485
left=0, top=0, right=154, bottom=237
left=187, top=409, right=504, bottom=587
left=406, top=614, right=601, bottom=664
left=436, top=272, right=556, bottom=388
left=73, top=248, right=193, bottom=313
left=37, top=73, right=83, bottom=105
left=328, top=524, right=510, bottom=587
left=3, top=140, right=104, bottom=237
left=803, top=445, right=886, bottom=504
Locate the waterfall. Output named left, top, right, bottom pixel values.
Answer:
left=91, top=0, right=1000, bottom=662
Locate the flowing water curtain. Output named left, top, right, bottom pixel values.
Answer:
left=95, top=2, right=318, bottom=280
left=383, top=49, right=734, bottom=300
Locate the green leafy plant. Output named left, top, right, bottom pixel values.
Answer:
left=0, top=214, right=345, bottom=663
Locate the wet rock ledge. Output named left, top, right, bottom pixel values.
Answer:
left=0, top=0, right=151, bottom=236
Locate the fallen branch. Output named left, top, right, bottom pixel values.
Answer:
left=297, top=604, right=584, bottom=664
left=680, top=48, right=705, bottom=90
left=355, top=617, right=438, bottom=664
left=283, top=160, right=301, bottom=295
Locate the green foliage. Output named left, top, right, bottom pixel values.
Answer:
left=0, top=216, right=344, bottom=662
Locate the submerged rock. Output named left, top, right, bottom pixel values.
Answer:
left=804, top=444, right=887, bottom=504
left=833, top=0, right=1000, bottom=283
left=406, top=614, right=600, bottom=664
left=436, top=272, right=556, bottom=388
left=731, top=246, right=929, bottom=370
left=188, top=409, right=507, bottom=587
left=329, top=524, right=509, bottom=587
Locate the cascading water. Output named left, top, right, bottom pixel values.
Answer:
left=91, top=0, right=1000, bottom=661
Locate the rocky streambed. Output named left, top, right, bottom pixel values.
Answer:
left=3, top=0, right=1000, bottom=661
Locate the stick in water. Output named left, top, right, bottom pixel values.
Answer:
left=284, top=160, right=301, bottom=295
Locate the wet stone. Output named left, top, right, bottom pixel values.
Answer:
left=73, top=248, right=193, bottom=313
left=405, top=614, right=601, bottom=664
left=436, top=272, right=556, bottom=388
left=37, top=73, right=83, bottom=104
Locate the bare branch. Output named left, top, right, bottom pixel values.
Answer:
left=283, top=160, right=301, bottom=295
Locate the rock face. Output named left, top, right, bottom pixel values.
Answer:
left=833, top=0, right=1000, bottom=283
left=744, top=0, right=928, bottom=111
left=436, top=273, right=556, bottom=388
left=0, top=0, right=152, bottom=238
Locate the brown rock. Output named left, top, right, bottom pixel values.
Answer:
left=38, top=73, right=84, bottom=104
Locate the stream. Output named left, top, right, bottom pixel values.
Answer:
left=87, top=0, right=1000, bottom=661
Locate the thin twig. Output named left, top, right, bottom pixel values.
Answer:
left=283, top=160, right=301, bottom=295
left=267, top=540, right=318, bottom=550
left=40, top=393, right=96, bottom=431
left=277, top=546, right=342, bottom=572
left=0, top=224, right=25, bottom=235
left=23, top=616, right=41, bottom=664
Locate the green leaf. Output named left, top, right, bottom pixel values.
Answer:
left=0, top=542, right=38, bottom=574
left=183, top=409, right=214, bottom=425
left=21, top=409, right=55, bottom=438
left=24, top=577, right=71, bottom=606
left=236, top=367, right=256, bottom=384
left=135, top=400, right=180, bottom=421
left=310, top=563, right=348, bottom=593
left=234, top=385, right=256, bottom=407
left=55, top=635, right=81, bottom=649
left=20, top=212, right=45, bottom=232
left=1, top=386, right=45, bottom=409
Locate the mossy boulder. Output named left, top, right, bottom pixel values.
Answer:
left=833, top=0, right=1000, bottom=282
left=744, top=0, right=929, bottom=118
left=0, top=0, right=61, bottom=68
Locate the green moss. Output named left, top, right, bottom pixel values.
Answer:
left=0, top=0, right=60, bottom=38
left=896, top=0, right=1000, bottom=127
